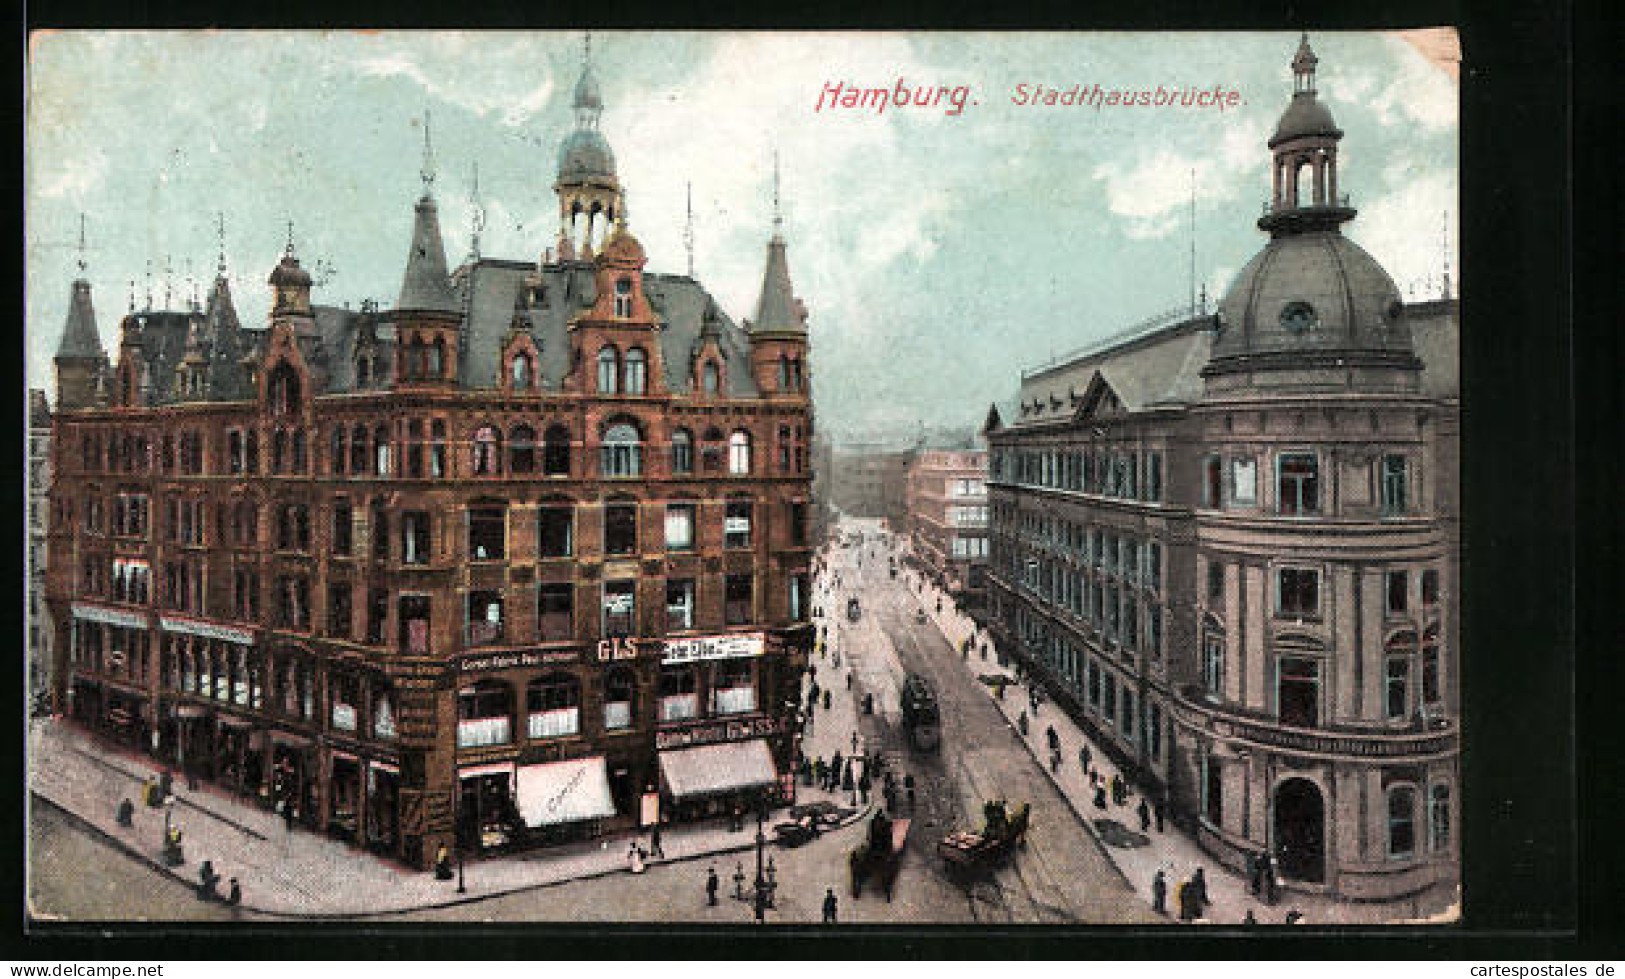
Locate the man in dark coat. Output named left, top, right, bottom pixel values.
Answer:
left=1093, top=782, right=1108, bottom=810
left=1248, top=852, right=1264, bottom=895
left=1187, top=868, right=1211, bottom=919
left=650, top=824, right=665, bottom=859
left=706, top=866, right=719, bottom=906
left=1151, top=870, right=1167, bottom=914
left=116, top=797, right=135, bottom=827
left=196, top=860, right=219, bottom=901
left=1112, top=774, right=1127, bottom=806
left=227, top=878, right=242, bottom=910
left=1137, top=798, right=1151, bottom=833
left=1263, top=854, right=1281, bottom=906
left=822, top=887, right=839, bottom=924
left=1154, top=796, right=1166, bottom=832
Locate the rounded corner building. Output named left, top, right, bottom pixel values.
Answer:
left=44, top=43, right=816, bottom=871
left=983, top=35, right=1459, bottom=903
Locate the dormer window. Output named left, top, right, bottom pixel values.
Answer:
left=268, top=362, right=301, bottom=416
left=702, top=360, right=720, bottom=396
left=511, top=353, right=533, bottom=388
left=613, top=277, right=632, bottom=317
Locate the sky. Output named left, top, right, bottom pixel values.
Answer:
left=25, top=30, right=1458, bottom=442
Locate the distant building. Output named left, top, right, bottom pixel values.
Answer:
left=29, top=389, right=52, bottom=709
left=44, top=47, right=814, bottom=869
left=829, top=443, right=914, bottom=529
left=982, top=38, right=1458, bottom=903
left=904, top=447, right=989, bottom=610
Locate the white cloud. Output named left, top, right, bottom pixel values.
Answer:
left=35, top=146, right=107, bottom=199
left=1348, top=168, right=1457, bottom=298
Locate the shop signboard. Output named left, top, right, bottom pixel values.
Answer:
left=661, top=632, right=765, bottom=665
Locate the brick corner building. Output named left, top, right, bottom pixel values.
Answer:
left=43, top=46, right=815, bottom=870
left=982, top=37, right=1459, bottom=903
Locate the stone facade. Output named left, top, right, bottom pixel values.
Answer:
left=982, top=39, right=1459, bottom=903
left=904, top=448, right=989, bottom=607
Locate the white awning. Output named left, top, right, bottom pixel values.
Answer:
left=515, top=757, right=616, bottom=827
left=658, top=739, right=777, bottom=800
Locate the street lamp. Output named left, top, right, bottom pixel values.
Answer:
left=457, top=846, right=466, bottom=894
left=753, top=797, right=768, bottom=923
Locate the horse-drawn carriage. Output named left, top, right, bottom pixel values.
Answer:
left=848, top=810, right=910, bottom=900
left=937, top=799, right=1030, bottom=873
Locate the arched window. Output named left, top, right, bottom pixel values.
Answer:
left=410, top=337, right=427, bottom=379
left=511, top=353, right=533, bottom=389
left=597, top=346, right=619, bottom=394
left=268, top=362, right=301, bottom=415
left=350, top=424, right=367, bottom=474
left=373, top=692, right=396, bottom=740
left=373, top=424, right=390, bottom=477
left=623, top=347, right=647, bottom=396
left=542, top=424, right=571, bottom=476
left=601, top=421, right=642, bottom=477
left=702, top=360, right=720, bottom=396
left=430, top=419, right=447, bottom=478
left=728, top=430, right=752, bottom=475
left=613, top=277, right=632, bottom=317
left=527, top=672, right=582, bottom=738
left=430, top=337, right=446, bottom=377
left=472, top=424, right=500, bottom=476
left=1387, top=785, right=1417, bottom=858
left=509, top=425, right=536, bottom=474
left=603, top=667, right=637, bottom=731
left=456, top=680, right=513, bottom=748
left=777, top=355, right=790, bottom=390
left=671, top=428, right=694, bottom=475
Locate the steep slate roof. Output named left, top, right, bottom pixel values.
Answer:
left=750, top=234, right=804, bottom=335
left=55, top=280, right=105, bottom=360
left=397, top=196, right=461, bottom=313
left=1012, top=316, right=1212, bottom=426
left=458, top=260, right=759, bottom=397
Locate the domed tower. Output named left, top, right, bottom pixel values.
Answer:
left=553, top=36, right=622, bottom=262
left=745, top=158, right=809, bottom=400
left=1204, top=33, right=1422, bottom=391
left=268, top=234, right=315, bottom=327
left=390, top=114, right=463, bottom=389
left=1176, top=36, right=1457, bottom=904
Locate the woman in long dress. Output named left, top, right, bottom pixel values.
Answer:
left=629, top=842, right=646, bottom=874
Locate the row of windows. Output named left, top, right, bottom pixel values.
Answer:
left=997, top=512, right=1164, bottom=588
left=1203, top=561, right=1441, bottom=622
left=1203, top=451, right=1411, bottom=516
left=1198, top=624, right=1443, bottom=722
left=993, top=447, right=1164, bottom=503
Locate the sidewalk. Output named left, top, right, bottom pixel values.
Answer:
left=893, top=535, right=1460, bottom=927
left=28, top=715, right=867, bottom=920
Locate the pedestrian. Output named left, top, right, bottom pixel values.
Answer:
left=822, top=887, right=839, bottom=924
left=831, top=751, right=843, bottom=785
left=629, top=842, right=646, bottom=874
left=116, top=797, right=135, bottom=827
left=1248, top=851, right=1263, bottom=896
left=227, top=877, right=242, bottom=912
left=196, top=860, right=219, bottom=901
left=282, top=797, right=296, bottom=832
left=1154, top=796, right=1166, bottom=833
left=1049, top=748, right=1061, bottom=773
left=1285, top=909, right=1303, bottom=925
left=731, top=802, right=744, bottom=832
left=851, top=731, right=860, bottom=754
left=823, top=690, right=832, bottom=710
left=1093, top=782, right=1108, bottom=810
left=1045, top=725, right=1058, bottom=750
left=1188, top=867, right=1211, bottom=920
left=1243, top=908, right=1258, bottom=926
left=845, top=672, right=853, bottom=691
left=706, top=866, right=719, bottom=906
left=1151, top=870, right=1167, bottom=915
left=651, top=824, right=664, bottom=859
left=435, top=843, right=454, bottom=880
left=1263, top=853, right=1281, bottom=906
left=1112, top=773, right=1127, bottom=806
left=1137, top=798, right=1151, bottom=833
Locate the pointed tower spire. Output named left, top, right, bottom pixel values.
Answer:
left=1441, top=209, right=1452, bottom=300
left=215, top=211, right=228, bottom=276
left=164, top=253, right=174, bottom=309
left=55, top=227, right=108, bottom=410
left=684, top=181, right=695, bottom=278
left=468, top=161, right=486, bottom=262
left=396, top=169, right=460, bottom=313
left=143, top=259, right=153, bottom=311
left=751, top=160, right=805, bottom=336
left=76, top=214, right=87, bottom=275
left=420, top=108, right=436, bottom=198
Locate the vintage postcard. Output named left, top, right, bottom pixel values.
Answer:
left=25, top=29, right=1460, bottom=927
